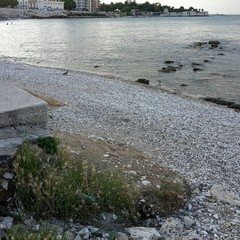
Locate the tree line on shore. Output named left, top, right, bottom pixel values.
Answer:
left=0, top=0, right=18, bottom=8
left=98, top=1, right=203, bottom=13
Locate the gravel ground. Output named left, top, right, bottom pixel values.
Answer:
left=1, top=59, right=240, bottom=239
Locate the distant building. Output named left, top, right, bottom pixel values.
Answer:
left=74, top=0, right=99, bottom=12
left=18, top=0, right=64, bottom=10
left=37, top=0, right=64, bottom=10
left=75, top=0, right=87, bottom=10
left=18, top=0, right=28, bottom=9
left=161, top=8, right=208, bottom=17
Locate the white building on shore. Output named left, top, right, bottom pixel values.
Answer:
left=18, top=0, right=64, bottom=10
left=161, top=8, right=209, bottom=17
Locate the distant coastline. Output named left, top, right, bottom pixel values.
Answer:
left=0, top=8, right=106, bottom=21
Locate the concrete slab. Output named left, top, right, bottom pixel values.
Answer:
left=0, top=81, right=48, bottom=127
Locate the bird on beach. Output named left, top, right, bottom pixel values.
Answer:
left=63, top=70, right=68, bottom=75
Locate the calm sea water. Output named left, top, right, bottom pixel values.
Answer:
left=0, top=16, right=240, bottom=104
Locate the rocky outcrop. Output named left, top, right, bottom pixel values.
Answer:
left=202, top=97, right=240, bottom=110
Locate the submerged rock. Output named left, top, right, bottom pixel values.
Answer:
left=193, top=67, right=203, bottom=72
left=135, top=78, right=150, bottom=85
left=202, top=97, right=240, bottom=110
left=164, top=60, right=174, bottom=64
left=191, top=62, right=202, bottom=66
left=159, top=65, right=182, bottom=73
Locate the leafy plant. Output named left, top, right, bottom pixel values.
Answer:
left=37, top=136, right=60, bottom=154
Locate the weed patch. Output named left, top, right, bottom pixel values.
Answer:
left=6, top=222, right=62, bottom=240
left=13, top=142, right=138, bottom=223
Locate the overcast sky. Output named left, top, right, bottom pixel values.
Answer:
left=102, top=0, right=240, bottom=14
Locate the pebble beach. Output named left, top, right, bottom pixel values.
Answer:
left=0, top=59, right=240, bottom=239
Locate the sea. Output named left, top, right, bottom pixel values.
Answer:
left=0, top=15, right=240, bottom=104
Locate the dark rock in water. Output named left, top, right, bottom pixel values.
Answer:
left=204, top=59, right=210, bottom=63
left=208, top=41, right=221, bottom=49
left=210, top=44, right=219, bottom=49
left=158, top=67, right=171, bottom=73
left=218, top=53, right=225, bottom=56
left=164, top=60, right=174, bottom=64
left=193, top=67, right=202, bottom=72
left=209, top=40, right=220, bottom=45
left=94, top=65, right=100, bottom=68
left=167, top=66, right=177, bottom=71
left=180, top=83, right=188, bottom=87
left=192, top=62, right=202, bottom=66
left=203, top=97, right=240, bottom=110
left=193, top=42, right=208, bottom=48
left=159, top=65, right=181, bottom=73
left=135, top=78, right=149, bottom=85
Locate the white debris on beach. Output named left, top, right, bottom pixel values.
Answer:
left=0, top=59, right=240, bottom=239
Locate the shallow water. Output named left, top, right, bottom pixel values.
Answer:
left=0, top=16, right=240, bottom=103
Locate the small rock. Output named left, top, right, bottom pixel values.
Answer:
left=101, top=213, right=106, bottom=220
left=87, top=226, right=99, bottom=233
left=191, top=62, right=202, bottom=66
left=210, top=184, right=240, bottom=206
left=78, top=228, right=89, bottom=236
left=1, top=217, right=13, bottom=229
left=156, top=185, right=161, bottom=189
left=164, top=60, right=174, bottom=64
left=204, top=59, right=210, bottom=63
left=204, top=191, right=211, bottom=197
left=125, top=227, right=161, bottom=240
left=112, top=213, right=118, bottom=221
left=193, top=67, right=202, bottom=72
left=142, top=180, right=151, bottom=186
left=160, top=217, right=184, bottom=239
left=183, top=216, right=195, bottom=229
left=2, top=180, right=8, bottom=191
left=187, top=204, right=192, bottom=211
left=117, top=232, right=129, bottom=240
left=141, top=176, right=147, bottom=181
left=74, top=235, right=81, bottom=240
left=124, top=170, right=138, bottom=176
left=218, top=53, right=225, bottom=56
left=180, top=83, right=188, bottom=87
left=135, top=78, right=150, bottom=85
left=3, top=172, right=14, bottom=180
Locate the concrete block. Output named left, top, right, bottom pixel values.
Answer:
left=0, top=81, right=47, bottom=128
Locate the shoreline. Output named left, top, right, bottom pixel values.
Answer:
left=2, top=56, right=240, bottom=111
left=1, top=59, right=240, bottom=238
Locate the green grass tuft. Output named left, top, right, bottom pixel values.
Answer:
left=37, top=136, right=60, bottom=154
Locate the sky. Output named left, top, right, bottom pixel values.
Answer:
left=102, top=0, right=240, bottom=14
